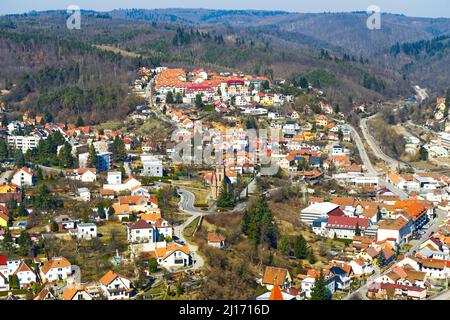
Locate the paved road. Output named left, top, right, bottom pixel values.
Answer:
left=360, top=115, right=408, bottom=173
left=174, top=189, right=207, bottom=270
left=429, top=288, right=450, bottom=300
left=345, top=121, right=408, bottom=199
left=345, top=123, right=379, bottom=176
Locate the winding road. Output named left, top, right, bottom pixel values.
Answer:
left=344, top=120, right=408, bottom=199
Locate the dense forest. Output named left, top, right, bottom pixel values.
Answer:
left=1, top=9, right=450, bottom=121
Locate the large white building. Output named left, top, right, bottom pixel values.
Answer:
left=7, top=135, right=41, bottom=153
left=300, top=202, right=341, bottom=226
left=76, top=223, right=97, bottom=240
left=141, top=155, right=163, bottom=177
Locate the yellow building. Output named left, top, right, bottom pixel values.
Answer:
left=0, top=212, right=9, bottom=228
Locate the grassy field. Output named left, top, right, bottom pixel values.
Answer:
left=183, top=217, right=201, bottom=240
left=98, top=222, right=127, bottom=243
left=94, top=44, right=142, bottom=58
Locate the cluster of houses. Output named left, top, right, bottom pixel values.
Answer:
left=152, top=67, right=292, bottom=108
left=0, top=254, right=133, bottom=300
left=296, top=172, right=450, bottom=300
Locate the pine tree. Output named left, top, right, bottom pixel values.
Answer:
left=107, top=206, right=115, bottom=221
left=195, top=94, right=203, bottom=109
left=293, top=235, right=309, bottom=259
left=377, top=250, right=386, bottom=267
left=0, top=138, right=8, bottom=160
left=13, top=149, right=25, bottom=168
left=217, top=178, right=234, bottom=208
left=87, top=144, right=98, bottom=168
left=97, top=202, right=106, bottom=220
left=58, top=142, right=74, bottom=168
left=76, top=116, right=85, bottom=127
left=310, top=271, right=330, bottom=300
left=166, top=91, right=174, bottom=104
left=111, top=136, right=127, bottom=161
left=241, top=193, right=277, bottom=248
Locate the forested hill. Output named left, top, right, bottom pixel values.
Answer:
left=0, top=9, right=449, bottom=122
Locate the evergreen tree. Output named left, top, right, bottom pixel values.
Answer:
left=175, top=92, right=183, bottom=104
left=107, top=206, right=115, bottom=221
left=293, top=235, right=309, bottom=259
left=111, top=136, right=126, bottom=161
left=376, top=206, right=383, bottom=221
left=310, top=271, right=330, bottom=300
left=0, top=138, right=8, bottom=160
left=8, top=275, right=20, bottom=289
left=76, top=116, right=85, bottom=127
left=241, top=193, right=277, bottom=248
left=2, top=231, right=14, bottom=253
left=81, top=209, right=90, bottom=223
left=97, top=202, right=106, bottom=220
left=216, top=178, right=234, bottom=208
left=50, top=220, right=58, bottom=232
left=418, top=146, right=428, bottom=161
left=58, top=142, right=74, bottom=168
left=166, top=91, right=174, bottom=104
left=337, top=129, right=344, bottom=141
left=377, top=250, right=386, bottom=267
left=148, top=258, right=158, bottom=273
left=17, top=230, right=32, bottom=256
left=87, top=144, right=98, bottom=168
left=13, top=149, right=25, bottom=168
left=194, top=94, right=204, bottom=109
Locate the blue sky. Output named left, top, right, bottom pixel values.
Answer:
left=1, top=0, right=450, bottom=18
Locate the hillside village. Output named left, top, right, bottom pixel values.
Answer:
left=0, top=66, right=449, bottom=301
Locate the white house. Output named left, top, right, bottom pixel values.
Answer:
left=107, top=171, right=122, bottom=185
left=79, top=169, right=97, bottom=183
left=40, top=257, right=72, bottom=283
left=11, top=167, right=35, bottom=187
left=14, top=262, right=37, bottom=288
left=420, top=260, right=448, bottom=279
left=127, top=219, right=156, bottom=243
left=349, top=258, right=373, bottom=275
left=77, top=187, right=91, bottom=202
left=76, top=223, right=97, bottom=240
left=154, top=243, right=192, bottom=268
left=141, top=155, right=163, bottom=177
left=99, top=270, right=132, bottom=300
left=207, top=233, right=226, bottom=248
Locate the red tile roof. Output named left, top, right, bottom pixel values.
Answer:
left=327, top=216, right=370, bottom=230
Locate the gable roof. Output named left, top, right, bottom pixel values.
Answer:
left=207, top=232, right=226, bottom=243
left=262, top=266, right=289, bottom=286
left=128, top=219, right=153, bottom=230
left=99, top=270, right=128, bottom=286
left=61, top=286, right=91, bottom=300
left=41, top=257, right=71, bottom=275
left=15, top=262, right=33, bottom=274
left=327, top=216, right=370, bottom=230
